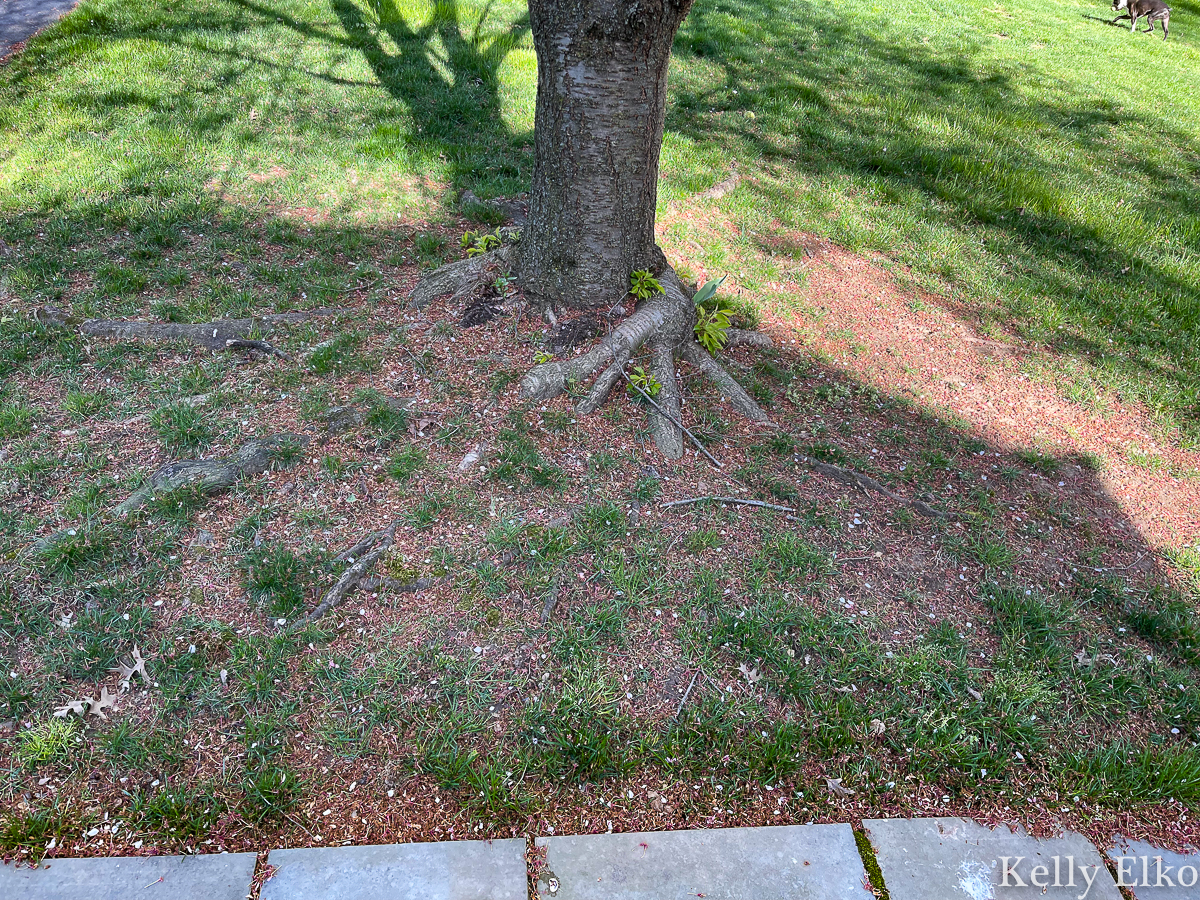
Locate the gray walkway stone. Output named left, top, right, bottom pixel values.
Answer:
left=864, top=817, right=1121, bottom=900
left=0, top=852, right=258, bottom=900
left=1106, top=837, right=1200, bottom=899
left=260, top=838, right=527, bottom=900
left=534, top=824, right=874, bottom=899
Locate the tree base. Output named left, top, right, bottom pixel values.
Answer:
left=410, top=250, right=775, bottom=459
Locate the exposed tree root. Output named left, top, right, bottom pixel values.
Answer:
left=807, top=459, right=959, bottom=521
left=303, top=523, right=397, bottom=623
left=224, top=338, right=289, bottom=359
left=678, top=342, right=772, bottom=424
left=410, top=245, right=775, bottom=459
left=112, top=435, right=306, bottom=517
left=77, top=310, right=339, bottom=353
left=409, top=244, right=515, bottom=309
left=649, top=339, right=684, bottom=459
left=520, top=265, right=774, bottom=458
left=30, top=435, right=305, bottom=553
left=724, top=327, right=773, bottom=349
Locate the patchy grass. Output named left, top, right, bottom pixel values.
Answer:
left=1, top=0, right=1198, bottom=863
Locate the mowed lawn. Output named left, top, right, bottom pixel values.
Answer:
left=2, top=0, right=1200, bottom=864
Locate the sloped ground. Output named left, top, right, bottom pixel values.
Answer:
left=1, top=0, right=1199, bottom=870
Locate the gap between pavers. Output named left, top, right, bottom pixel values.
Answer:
left=258, top=837, right=528, bottom=900
left=864, top=817, right=1122, bottom=900
left=535, top=823, right=875, bottom=899
left=0, top=851, right=258, bottom=900
left=1106, top=837, right=1200, bottom=899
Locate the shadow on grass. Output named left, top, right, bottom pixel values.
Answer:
left=668, top=0, right=1200, bottom=442
left=1, top=0, right=529, bottom=191
left=329, top=0, right=528, bottom=186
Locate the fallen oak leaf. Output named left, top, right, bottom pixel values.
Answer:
left=868, top=718, right=886, bottom=736
left=110, top=645, right=149, bottom=687
left=407, top=416, right=438, bottom=437
left=88, top=686, right=116, bottom=719
left=825, top=777, right=856, bottom=798
left=966, top=686, right=983, bottom=701
left=738, top=662, right=762, bottom=684
left=53, top=698, right=88, bottom=718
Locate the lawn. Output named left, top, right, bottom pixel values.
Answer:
left=2, top=0, right=1199, bottom=869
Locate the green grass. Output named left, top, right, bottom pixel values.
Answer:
left=15, top=717, right=81, bottom=768
left=149, top=402, right=215, bottom=454
left=241, top=543, right=325, bottom=617
left=0, top=401, right=36, bottom=438
left=386, top=444, right=427, bottom=481
left=1, top=0, right=1196, bottom=436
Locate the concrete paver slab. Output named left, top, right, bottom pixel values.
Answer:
left=534, top=823, right=874, bottom=899
left=864, top=817, right=1121, bottom=900
left=1106, top=837, right=1200, bottom=899
left=0, top=852, right=258, bottom=900
left=259, top=838, right=527, bottom=900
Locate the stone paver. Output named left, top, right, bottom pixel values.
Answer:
left=864, top=817, right=1121, bottom=900
left=259, top=838, right=527, bottom=900
left=534, top=823, right=874, bottom=899
left=1106, top=837, right=1200, bottom=899
left=0, top=852, right=258, bottom=900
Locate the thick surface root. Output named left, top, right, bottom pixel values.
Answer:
left=409, top=245, right=514, bottom=309
left=415, top=247, right=773, bottom=459
left=809, top=460, right=958, bottom=521
left=520, top=288, right=682, bottom=402
left=77, top=311, right=338, bottom=352
left=30, top=435, right=305, bottom=554
left=112, top=435, right=306, bottom=517
left=649, top=339, right=684, bottom=459
left=304, top=523, right=398, bottom=624
left=520, top=260, right=773, bottom=459
left=679, top=342, right=772, bottom=425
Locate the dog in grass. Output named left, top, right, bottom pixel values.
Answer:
left=1112, top=0, right=1170, bottom=39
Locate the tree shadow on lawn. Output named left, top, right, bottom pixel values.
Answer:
left=329, top=0, right=530, bottom=189
left=0, top=0, right=1197, bottom=836
left=0, top=0, right=530, bottom=195
left=667, top=0, right=1200, bottom=443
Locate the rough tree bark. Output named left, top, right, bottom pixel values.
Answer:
left=410, top=0, right=774, bottom=458
left=518, top=0, right=690, bottom=305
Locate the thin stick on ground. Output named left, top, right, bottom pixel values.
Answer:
left=674, top=671, right=700, bottom=721
left=660, top=496, right=797, bottom=514
left=624, top=373, right=724, bottom=469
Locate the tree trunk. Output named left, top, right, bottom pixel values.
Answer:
left=518, top=0, right=693, bottom=307
left=406, top=0, right=776, bottom=460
